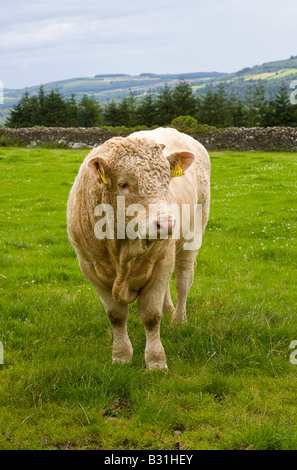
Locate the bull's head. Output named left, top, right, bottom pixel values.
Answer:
left=87, top=136, right=194, bottom=241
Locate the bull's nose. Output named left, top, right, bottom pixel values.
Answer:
left=156, top=215, right=176, bottom=236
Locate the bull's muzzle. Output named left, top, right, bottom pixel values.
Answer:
left=147, top=213, right=176, bottom=239
left=155, top=214, right=176, bottom=236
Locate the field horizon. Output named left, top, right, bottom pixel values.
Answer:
left=1, top=55, right=297, bottom=125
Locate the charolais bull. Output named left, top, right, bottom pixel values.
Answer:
left=67, top=127, right=210, bottom=371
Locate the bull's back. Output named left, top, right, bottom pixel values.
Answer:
left=129, top=128, right=211, bottom=207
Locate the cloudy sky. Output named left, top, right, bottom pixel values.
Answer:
left=1, top=0, right=297, bottom=89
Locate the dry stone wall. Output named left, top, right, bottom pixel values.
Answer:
left=1, top=126, right=297, bottom=151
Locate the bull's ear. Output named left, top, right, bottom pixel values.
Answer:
left=167, top=151, right=195, bottom=177
left=88, top=156, right=110, bottom=185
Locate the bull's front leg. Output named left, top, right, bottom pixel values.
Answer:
left=104, top=299, right=132, bottom=365
left=138, top=266, right=172, bottom=372
left=77, top=255, right=133, bottom=364
left=138, top=293, right=167, bottom=371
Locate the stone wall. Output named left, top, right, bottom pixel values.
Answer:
left=190, top=127, right=297, bottom=152
left=1, top=126, right=297, bottom=151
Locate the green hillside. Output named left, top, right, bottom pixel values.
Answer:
left=1, top=56, right=297, bottom=125
left=199, top=55, right=297, bottom=99
left=1, top=72, right=224, bottom=125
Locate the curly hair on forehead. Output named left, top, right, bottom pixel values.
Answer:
left=101, top=136, right=171, bottom=187
left=102, top=136, right=162, bottom=161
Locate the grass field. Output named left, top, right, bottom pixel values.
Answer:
left=0, top=147, right=297, bottom=450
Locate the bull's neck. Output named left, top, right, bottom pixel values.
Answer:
left=108, top=237, right=151, bottom=265
left=98, top=192, right=145, bottom=259
left=108, top=238, right=154, bottom=304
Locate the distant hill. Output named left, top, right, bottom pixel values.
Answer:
left=198, top=55, right=297, bottom=99
left=1, top=56, right=297, bottom=125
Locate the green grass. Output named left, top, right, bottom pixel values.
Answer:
left=0, top=147, right=297, bottom=450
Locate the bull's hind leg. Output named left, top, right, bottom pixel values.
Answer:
left=162, top=283, right=174, bottom=316
left=171, top=249, right=198, bottom=324
left=77, top=254, right=133, bottom=364
left=172, top=199, right=210, bottom=324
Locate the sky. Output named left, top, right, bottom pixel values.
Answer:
left=1, top=0, right=297, bottom=90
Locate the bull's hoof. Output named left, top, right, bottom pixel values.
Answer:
left=112, top=342, right=133, bottom=364
left=145, top=344, right=168, bottom=372
left=162, top=302, right=175, bottom=316
left=147, top=361, right=168, bottom=373
left=171, top=310, right=187, bottom=324
left=112, top=356, right=132, bottom=365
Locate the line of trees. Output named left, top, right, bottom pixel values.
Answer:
left=6, top=88, right=103, bottom=128
left=5, top=81, right=297, bottom=129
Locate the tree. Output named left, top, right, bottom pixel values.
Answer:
left=104, top=100, right=121, bottom=126
left=261, top=93, right=275, bottom=127
left=243, top=85, right=254, bottom=127
left=291, top=103, right=297, bottom=126
left=29, top=95, right=42, bottom=126
left=43, top=90, right=71, bottom=127
left=199, top=87, right=217, bottom=126
left=228, top=91, right=245, bottom=127
left=171, top=115, right=197, bottom=131
left=6, top=88, right=76, bottom=128
left=271, top=84, right=293, bottom=126
left=66, top=94, right=78, bottom=127
left=155, top=83, right=175, bottom=125
left=6, top=90, right=33, bottom=127
left=117, top=91, right=138, bottom=127
left=6, top=80, right=297, bottom=130
left=117, top=97, right=130, bottom=126
left=213, top=84, right=233, bottom=127
left=252, top=82, right=268, bottom=127
left=36, top=86, right=46, bottom=125
left=77, top=95, right=103, bottom=127
left=137, top=92, right=156, bottom=127
left=243, top=82, right=269, bottom=127
left=171, top=80, right=197, bottom=118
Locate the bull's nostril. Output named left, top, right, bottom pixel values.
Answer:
left=155, top=218, right=162, bottom=231
left=152, top=215, right=176, bottom=237
left=167, top=221, right=174, bottom=235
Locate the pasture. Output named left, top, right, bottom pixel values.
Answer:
left=0, top=146, right=297, bottom=450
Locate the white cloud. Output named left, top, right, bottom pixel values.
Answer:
left=0, top=0, right=297, bottom=88
left=0, top=1, right=172, bottom=52
left=0, top=18, right=155, bottom=52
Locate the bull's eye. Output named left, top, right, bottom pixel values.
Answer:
left=118, top=182, right=130, bottom=190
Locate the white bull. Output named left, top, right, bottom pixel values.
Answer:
left=67, top=127, right=211, bottom=371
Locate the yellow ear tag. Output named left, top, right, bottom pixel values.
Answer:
left=171, top=163, right=184, bottom=177
left=98, top=169, right=108, bottom=184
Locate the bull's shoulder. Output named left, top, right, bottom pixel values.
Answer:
left=129, top=127, right=210, bottom=171
left=67, top=158, right=104, bottom=255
